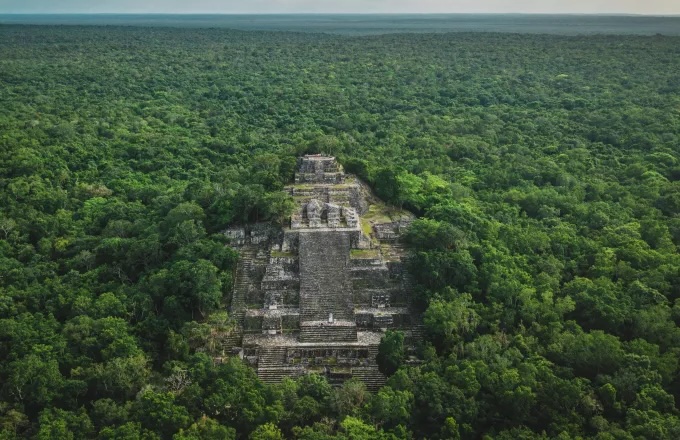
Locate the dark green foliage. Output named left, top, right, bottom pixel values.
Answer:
left=1, top=25, right=680, bottom=439
left=376, top=331, right=405, bottom=376
left=403, top=218, right=463, bottom=250
left=174, top=417, right=236, bottom=440
left=132, top=390, right=192, bottom=439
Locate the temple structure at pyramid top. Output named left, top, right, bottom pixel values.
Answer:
left=223, top=155, right=420, bottom=390
left=295, top=154, right=345, bottom=184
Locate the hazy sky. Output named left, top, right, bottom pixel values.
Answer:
left=1, top=0, right=679, bottom=15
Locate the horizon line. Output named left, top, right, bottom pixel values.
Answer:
left=2, top=12, right=680, bottom=17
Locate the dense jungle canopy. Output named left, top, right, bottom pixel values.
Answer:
left=1, top=25, right=680, bottom=439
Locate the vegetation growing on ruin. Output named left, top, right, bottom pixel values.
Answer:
left=349, top=249, right=381, bottom=259
left=1, top=24, right=680, bottom=439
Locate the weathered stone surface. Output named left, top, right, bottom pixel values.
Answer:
left=224, top=227, right=246, bottom=246
left=299, top=231, right=353, bottom=323
left=295, top=155, right=344, bottom=184
left=226, top=156, right=419, bottom=390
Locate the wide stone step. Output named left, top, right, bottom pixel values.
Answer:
left=300, top=321, right=358, bottom=342
left=258, top=348, right=288, bottom=368
left=404, top=324, right=425, bottom=346
left=220, top=330, right=243, bottom=354
left=257, top=367, right=303, bottom=384
left=351, top=367, right=386, bottom=392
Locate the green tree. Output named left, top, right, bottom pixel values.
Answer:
left=333, top=379, right=368, bottom=419
left=377, top=330, right=405, bottom=376
left=132, top=390, right=191, bottom=439
left=424, top=290, right=480, bottom=352
left=7, top=348, right=64, bottom=411
left=36, top=408, right=93, bottom=440
left=367, top=387, right=413, bottom=429
left=173, top=417, right=235, bottom=440
left=248, top=423, right=283, bottom=440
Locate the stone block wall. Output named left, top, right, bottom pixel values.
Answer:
left=264, top=289, right=300, bottom=309
left=245, top=286, right=264, bottom=307
left=300, top=323, right=358, bottom=342
left=281, top=231, right=299, bottom=253
left=353, top=287, right=391, bottom=307
left=351, top=267, right=389, bottom=288
left=286, top=347, right=372, bottom=367
left=224, top=227, right=246, bottom=246
left=355, top=311, right=411, bottom=330
left=281, top=314, right=300, bottom=331
left=347, top=230, right=362, bottom=249
left=244, top=314, right=263, bottom=332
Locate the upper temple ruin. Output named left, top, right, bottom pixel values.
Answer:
left=223, top=155, right=420, bottom=390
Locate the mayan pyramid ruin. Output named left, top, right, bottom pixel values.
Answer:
left=224, top=155, right=421, bottom=390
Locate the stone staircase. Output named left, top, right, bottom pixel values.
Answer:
left=401, top=273, right=417, bottom=292
left=350, top=264, right=390, bottom=292
left=220, top=330, right=243, bottom=354
left=351, top=367, right=386, bottom=392
left=224, top=246, right=261, bottom=351
left=350, top=344, right=386, bottom=391
left=381, top=242, right=408, bottom=262
left=299, top=231, right=354, bottom=323
left=257, top=346, right=287, bottom=368
left=407, top=323, right=426, bottom=346
left=300, top=322, right=358, bottom=342
left=257, top=346, right=299, bottom=384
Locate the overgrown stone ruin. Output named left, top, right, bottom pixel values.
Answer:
left=224, top=155, right=421, bottom=390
